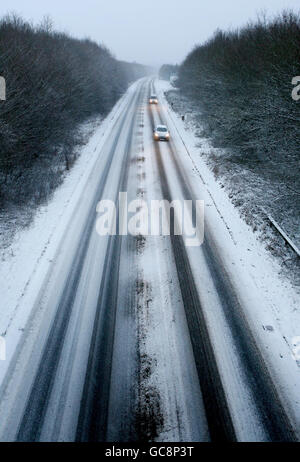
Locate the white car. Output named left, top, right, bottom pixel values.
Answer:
left=149, top=95, right=158, bottom=104
left=153, top=125, right=170, bottom=141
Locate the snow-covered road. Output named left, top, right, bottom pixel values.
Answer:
left=0, top=78, right=299, bottom=442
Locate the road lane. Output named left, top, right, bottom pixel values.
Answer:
left=106, top=81, right=209, bottom=442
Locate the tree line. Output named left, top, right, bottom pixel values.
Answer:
left=178, top=11, right=300, bottom=168
left=0, top=15, right=150, bottom=208
left=176, top=11, right=300, bottom=248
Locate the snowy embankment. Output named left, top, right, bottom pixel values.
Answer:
left=165, top=87, right=300, bottom=288
left=0, top=83, right=135, bottom=385
left=155, top=79, right=300, bottom=434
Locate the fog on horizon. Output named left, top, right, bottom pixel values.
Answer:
left=0, top=0, right=299, bottom=67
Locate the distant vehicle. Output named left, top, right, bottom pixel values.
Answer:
left=153, top=124, right=170, bottom=141
left=149, top=95, right=158, bottom=104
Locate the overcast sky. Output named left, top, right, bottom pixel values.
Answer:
left=0, top=0, right=299, bottom=66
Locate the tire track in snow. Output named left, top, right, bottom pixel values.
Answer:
left=75, top=83, right=146, bottom=442
left=16, top=83, right=143, bottom=442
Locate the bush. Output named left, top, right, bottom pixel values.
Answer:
left=177, top=11, right=300, bottom=249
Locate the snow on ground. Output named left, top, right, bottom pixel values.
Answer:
left=0, top=84, right=135, bottom=382
left=155, top=79, right=300, bottom=433
left=0, top=77, right=299, bottom=438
